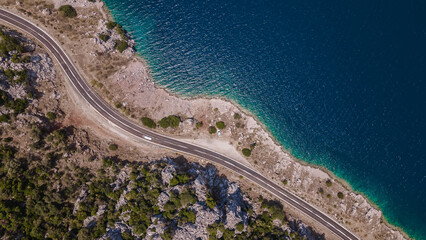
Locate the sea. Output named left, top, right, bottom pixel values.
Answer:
left=102, top=0, right=426, bottom=238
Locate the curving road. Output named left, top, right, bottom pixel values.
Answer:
left=0, top=8, right=359, bottom=240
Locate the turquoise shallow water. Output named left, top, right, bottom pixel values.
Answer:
left=102, top=0, right=426, bottom=238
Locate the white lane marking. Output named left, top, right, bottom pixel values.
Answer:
left=0, top=11, right=359, bottom=240
left=194, top=149, right=205, bottom=154
left=163, top=140, right=175, bottom=145
left=176, top=144, right=187, bottom=149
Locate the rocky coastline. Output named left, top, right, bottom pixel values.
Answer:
left=0, top=0, right=411, bottom=239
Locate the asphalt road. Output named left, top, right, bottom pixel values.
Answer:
left=0, top=8, right=360, bottom=240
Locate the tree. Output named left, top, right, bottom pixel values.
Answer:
left=141, top=117, right=156, bottom=129
left=216, top=121, right=226, bottom=129
left=59, top=5, right=77, bottom=18
left=326, top=179, right=332, bottom=187
left=158, top=115, right=181, bottom=128
left=337, top=192, right=344, bottom=199
left=242, top=148, right=251, bottom=157
left=208, top=126, right=217, bottom=134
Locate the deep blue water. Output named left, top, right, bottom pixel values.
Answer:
left=102, top=0, right=426, bottom=238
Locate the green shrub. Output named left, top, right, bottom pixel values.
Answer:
left=109, top=144, right=118, bottom=151
left=46, top=111, right=56, bottom=120
left=11, top=54, right=20, bottom=63
left=196, top=121, right=203, bottom=129
left=102, top=157, right=114, bottom=167
left=163, top=201, right=178, bottom=213
left=59, top=5, right=77, bottom=18
left=141, top=117, right=156, bottom=129
left=169, top=174, right=190, bottom=186
left=236, top=222, right=244, bottom=232
left=216, top=121, right=226, bottom=129
left=337, top=192, right=344, bottom=199
left=115, top=40, right=128, bottom=52
left=0, top=114, right=10, bottom=122
left=158, top=115, right=181, bottom=128
left=22, top=55, right=31, bottom=63
left=114, top=102, right=122, bottom=108
left=179, top=208, right=196, bottom=224
left=234, top=113, right=241, bottom=120
left=9, top=54, right=30, bottom=64
left=0, top=30, right=24, bottom=57
left=208, top=126, right=217, bottom=134
left=106, top=21, right=117, bottom=30
left=206, top=193, right=216, bottom=209
left=242, top=148, right=251, bottom=157
left=180, top=190, right=197, bottom=206
left=0, top=91, right=8, bottom=107
left=207, top=223, right=218, bottom=237
left=282, top=179, right=287, bottom=185
left=5, top=98, right=28, bottom=114
left=326, top=179, right=332, bottom=187
left=99, top=33, right=110, bottom=42
left=3, top=69, right=27, bottom=85
left=115, top=25, right=127, bottom=39
left=318, top=187, right=324, bottom=194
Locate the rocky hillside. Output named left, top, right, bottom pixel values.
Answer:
left=0, top=26, right=325, bottom=240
